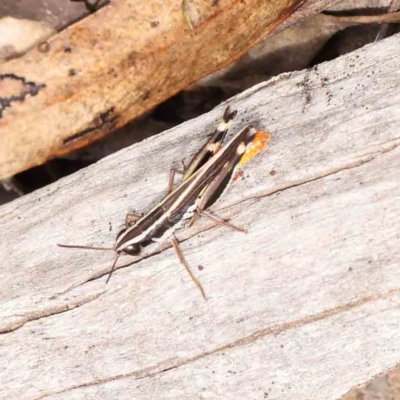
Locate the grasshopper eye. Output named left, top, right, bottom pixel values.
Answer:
left=123, top=244, right=141, bottom=256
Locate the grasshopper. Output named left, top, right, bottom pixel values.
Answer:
left=59, top=107, right=270, bottom=299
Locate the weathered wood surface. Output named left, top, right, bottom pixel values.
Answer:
left=1, top=33, right=400, bottom=400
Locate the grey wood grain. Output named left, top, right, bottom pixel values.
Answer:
left=1, top=33, right=400, bottom=400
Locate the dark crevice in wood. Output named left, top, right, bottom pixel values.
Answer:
left=62, top=107, right=118, bottom=145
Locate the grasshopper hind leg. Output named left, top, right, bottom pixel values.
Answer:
left=171, top=236, right=207, bottom=301
left=194, top=209, right=247, bottom=233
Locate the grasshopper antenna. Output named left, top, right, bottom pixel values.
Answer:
left=106, top=253, right=121, bottom=284
left=57, top=243, right=114, bottom=251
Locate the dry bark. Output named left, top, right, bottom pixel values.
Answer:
left=0, top=0, right=342, bottom=179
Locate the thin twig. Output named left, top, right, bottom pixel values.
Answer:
left=324, top=10, right=400, bottom=26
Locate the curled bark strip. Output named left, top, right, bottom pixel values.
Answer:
left=0, top=0, right=309, bottom=179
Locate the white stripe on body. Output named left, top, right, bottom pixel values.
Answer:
left=115, top=126, right=255, bottom=253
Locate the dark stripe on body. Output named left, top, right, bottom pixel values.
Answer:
left=116, top=125, right=256, bottom=252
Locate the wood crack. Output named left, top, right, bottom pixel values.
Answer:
left=62, top=107, right=118, bottom=146
left=227, top=137, right=400, bottom=210
left=56, top=137, right=400, bottom=289
left=34, top=287, right=400, bottom=399
left=0, top=291, right=106, bottom=334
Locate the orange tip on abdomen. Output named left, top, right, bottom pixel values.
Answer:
left=237, top=130, right=271, bottom=169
